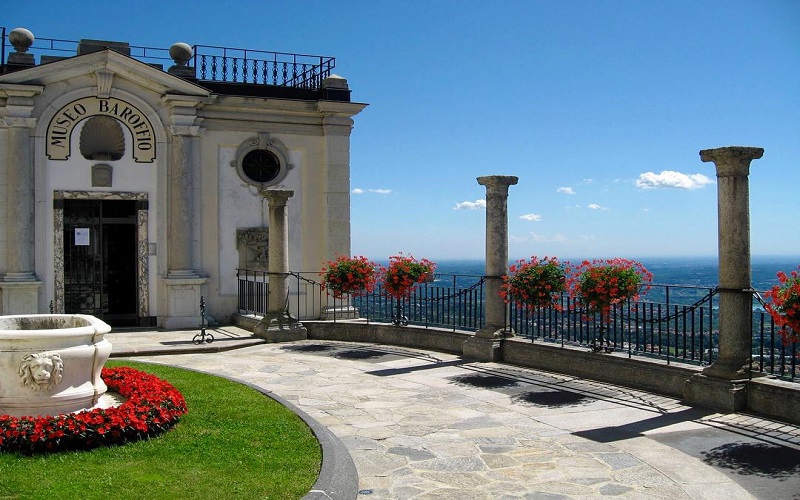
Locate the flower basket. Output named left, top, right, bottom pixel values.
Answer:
left=569, top=258, right=652, bottom=322
left=501, top=256, right=567, bottom=311
left=320, top=255, right=378, bottom=299
left=381, top=254, right=436, bottom=299
left=765, top=266, right=800, bottom=347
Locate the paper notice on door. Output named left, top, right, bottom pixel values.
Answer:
left=75, top=228, right=90, bottom=246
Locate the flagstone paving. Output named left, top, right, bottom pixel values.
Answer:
left=108, top=328, right=800, bottom=499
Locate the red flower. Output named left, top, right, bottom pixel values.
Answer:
left=380, top=254, right=436, bottom=299
left=501, top=256, right=568, bottom=311
left=567, top=258, right=652, bottom=323
left=765, top=266, right=800, bottom=348
left=0, top=367, right=187, bottom=454
left=320, top=255, right=378, bottom=299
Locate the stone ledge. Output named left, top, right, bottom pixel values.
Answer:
left=238, top=316, right=800, bottom=425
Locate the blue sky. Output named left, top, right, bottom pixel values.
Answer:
left=5, top=0, right=799, bottom=261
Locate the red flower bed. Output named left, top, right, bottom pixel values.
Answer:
left=0, top=366, right=187, bottom=454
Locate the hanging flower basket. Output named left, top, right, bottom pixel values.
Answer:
left=381, top=254, right=436, bottom=299
left=568, top=258, right=653, bottom=323
left=320, top=255, right=378, bottom=299
left=501, top=256, right=567, bottom=311
left=765, top=266, right=800, bottom=348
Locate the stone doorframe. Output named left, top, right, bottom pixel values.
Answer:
left=53, top=190, right=149, bottom=319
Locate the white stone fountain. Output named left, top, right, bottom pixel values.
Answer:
left=0, top=314, right=112, bottom=417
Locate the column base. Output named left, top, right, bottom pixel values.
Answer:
left=702, top=358, right=764, bottom=380
left=0, top=280, right=43, bottom=314
left=253, top=311, right=308, bottom=342
left=474, top=325, right=515, bottom=339
left=463, top=336, right=504, bottom=362
left=161, top=276, right=207, bottom=329
left=684, top=373, right=748, bottom=412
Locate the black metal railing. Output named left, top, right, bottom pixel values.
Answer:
left=193, top=45, right=334, bottom=89
left=235, top=270, right=797, bottom=382
left=352, top=275, right=486, bottom=331
left=1, top=29, right=335, bottom=89
left=509, top=284, right=719, bottom=363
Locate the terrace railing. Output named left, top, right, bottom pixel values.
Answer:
left=235, top=270, right=797, bottom=382
left=193, top=45, right=334, bottom=89
left=1, top=29, right=335, bottom=90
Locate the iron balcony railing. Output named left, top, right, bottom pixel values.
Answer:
left=1, top=29, right=335, bottom=90
left=235, top=270, right=798, bottom=382
left=193, top=45, right=334, bottom=89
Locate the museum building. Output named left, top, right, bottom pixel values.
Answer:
left=0, top=27, right=367, bottom=328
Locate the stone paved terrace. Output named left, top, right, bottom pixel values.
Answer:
left=109, top=327, right=800, bottom=499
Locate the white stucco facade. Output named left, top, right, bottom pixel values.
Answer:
left=0, top=43, right=366, bottom=327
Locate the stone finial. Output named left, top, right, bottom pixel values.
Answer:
left=169, top=43, right=193, bottom=66
left=7, top=28, right=35, bottom=66
left=700, top=146, right=764, bottom=177
left=9, top=28, right=34, bottom=53
left=167, top=43, right=195, bottom=78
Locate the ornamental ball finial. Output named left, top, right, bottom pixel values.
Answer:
left=169, top=42, right=193, bottom=66
left=9, top=28, right=35, bottom=53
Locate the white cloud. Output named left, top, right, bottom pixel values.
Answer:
left=530, top=232, right=568, bottom=243
left=557, top=187, right=575, bottom=195
left=636, top=170, right=714, bottom=190
left=453, top=199, right=486, bottom=210
left=582, top=178, right=593, bottom=184
left=353, top=188, right=392, bottom=195
left=588, top=203, right=607, bottom=210
left=519, top=213, right=542, bottom=221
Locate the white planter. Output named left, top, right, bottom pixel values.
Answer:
left=0, top=314, right=112, bottom=417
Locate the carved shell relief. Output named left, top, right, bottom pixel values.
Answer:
left=80, top=116, right=126, bottom=161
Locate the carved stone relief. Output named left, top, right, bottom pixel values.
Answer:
left=19, top=352, right=64, bottom=391
left=237, top=228, right=269, bottom=270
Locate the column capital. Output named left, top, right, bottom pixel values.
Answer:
left=260, top=189, right=294, bottom=207
left=169, top=125, right=203, bottom=137
left=0, top=84, right=44, bottom=101
left=477, top=175, right=519, bottom=194
left=700, top=146, right=764, bottom=177
left=162, top=94, right=212, bottom=127
left=0, top=84, right=43, bottom=121
left=2, top=117, right=37, bottom=129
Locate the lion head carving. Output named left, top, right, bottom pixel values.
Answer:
left=18, top=352, right=64, bottom=391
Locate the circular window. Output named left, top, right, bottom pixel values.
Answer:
left=242, top=149, right=280, bottom=184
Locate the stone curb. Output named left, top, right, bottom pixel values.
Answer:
left=109, top=338, right=265, bottom=358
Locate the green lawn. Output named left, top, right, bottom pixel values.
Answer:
left=0, top=361, right=321, bottom=499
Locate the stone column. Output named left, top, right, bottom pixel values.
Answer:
left=464, top=175, right=518, bottom=361
left=702, top=146, right=763, bottom=379
left=0, top=86, right=44, bottom=314
left=684, top=146, right=763, bottom=411
left=254, top=190, right=306, bottom=340
left=161, top=99, right=207, bottom=329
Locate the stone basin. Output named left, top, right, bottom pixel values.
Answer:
left=0, top=314, right=112, bottom=417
